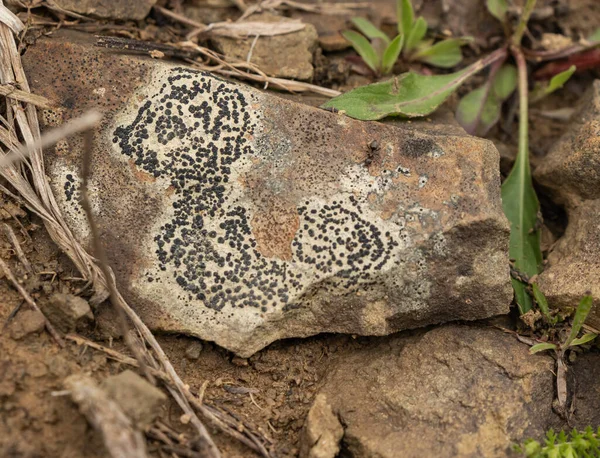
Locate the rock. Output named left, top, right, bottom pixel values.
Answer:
left=535, top=81, right=600, bottom=327
left=309, top=326, right=556, bottom=458
left=102, top=370, right=167, bottom=429
left=23, top=31, right=511, bottom=357
left=184, top=341, right=203, bottom=360
left=210, top=14, right=318, bottom=81
left=9, top=309, right=46, bottom=340
left=52, top=0, right=156, bottom=20
left=300, top=394, right=343, bottom=458
left=289, top=11, right=350, bottom=52
left=44, top=292, right=93, bottom=332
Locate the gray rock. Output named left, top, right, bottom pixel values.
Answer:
left=210, top=13, right=318, bottom=81
left=184, top=341, right=203, bottom=360
left=300, top=393, right=343, bottom=458
left=52, top=0, right=156, bottom=20
left=44, top=292, right=93, bottom=332
left=535, top=81, right=600, bottom=328
left=309, top=326, right=556, bottom=458
left=102, top=370, right=167, bottom=429
left=9, top=309, right=46, bottom=340
left=23, top=31, right=511, bottom=357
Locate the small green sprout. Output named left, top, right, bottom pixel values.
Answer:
left=342, top=0, right=470, bottom=75
left=514, top=427, right=600, bottom=458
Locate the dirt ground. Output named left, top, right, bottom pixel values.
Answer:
left=2, top=0, right=600, bottom=457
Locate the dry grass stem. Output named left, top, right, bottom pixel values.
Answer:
left=64, top=374, right=149, bottom=458
left=2, top=222, right=32, bottom=273
left=0, top=83, right=53, bottom=108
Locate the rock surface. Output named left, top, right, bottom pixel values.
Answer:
left=306, top=325, right=556, bottom=458
left=43, top=292, right=93, bottom=332
left=9, top=309, right=46, bottom=340
left=210, top=14, right=318, bottom=81
left=24, top=31, right=511, bottom=356
left=535, top=80, right=600, bottom=327
left=52, top=0, right=156, bottom=20
left=102, top=370, right=167, bottom=429
left=300, top=393, right=343, bottom=458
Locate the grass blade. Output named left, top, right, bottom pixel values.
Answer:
left=342, top=30, right=380, bottom=73
left=413, top=38, right=465, bottom=68
left=529, top=342, right=557, bottom=354
left=532, top=283, right=554, bottom=323
left=397, top=0, right=414, bottom=36
left=351, top=17, right=390, bottom=45
left=382, top=34, right=404, bottom=74
left=404, top=17, right=427, bottom=53
left=501, top=49, right=542, bottom=314
left=569, top=333, right=598, bottom=347
left=563, top=295, right=593, bottom=348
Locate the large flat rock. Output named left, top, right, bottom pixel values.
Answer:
left=23, top=31, right=511, bottom=356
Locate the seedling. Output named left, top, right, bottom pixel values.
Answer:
left=342, top=0, right=470, bottom=75
left=324, top=0, right=600, bottom=317
left=515, top=427, right=600, bottom=458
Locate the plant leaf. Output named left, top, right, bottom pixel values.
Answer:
left=351, top=17, right=390, bottom=45
left=486, top=0, right=508, bottom=22
left=532, top=283, right=555, bottom=324
left=588, top=27, right=600, bottom=43
left=321, top=65, right=475, bottom=121
left=501, top=136, right=542, bottom=313
left=413, top=38, right=465, bottom=68
left=397, top=0, right=414, bottom=36
left=456, top=85, right=501, bottom=136
left=563, top=294, right=594, bottom=348
left=404, top=16, right=427, bottom=53
left=547, top=65, right=576, bottom=94
left=342, top=30, right=380, bottom=73
left=569, top=333, right=598, bottom=347
left=529, top=342, right=557, bottom=354
left=493, top=64, right=517, bottom=100
left=382, top=34, right=405, bottom=74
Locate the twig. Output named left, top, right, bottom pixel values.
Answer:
left=0, top=257, right=64, bottom=346
left=2, top=222, right=32, bottom=274
left=64, top=374, right=148, bottom=458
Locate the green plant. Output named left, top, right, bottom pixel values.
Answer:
left=514, top=427, right=600, bottom=457
left=342, top=0, right=470, bottom=75
left=323, top=0, right=600, bottom=315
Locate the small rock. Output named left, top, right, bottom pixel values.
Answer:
left=51, top=0, right=156, bottom=20
left=308, top=325, right=556, bottom=458
left=300, top=394, right=343, bottom=458
left=9, top=309, right=46, bottom=340
left=210, top=13, right=318, bottom=81
left=184, top=341, right=203, bottom=360
left=102, top=370, right=167, bottom=430
left=44, top=292, right=93, bottom=332
left=535, top=80, right=600, bottom=327
left=231, top=356, right=249, bottom=367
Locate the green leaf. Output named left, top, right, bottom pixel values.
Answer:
left=382, top=34, right=405, bottom=74
left=486, top=0, right=508, bottom=22
left=413, top=38, right=465, bottom=68
left=563, top=295, right=594, bottom=348
left=342, top=30, right=380, bottom=73
left=322, top=64, right=475, bottom=121
left=493, top=64, right=517, bottom=100
left=351, top=17, right=390, bottom=45
left=501, top=134, right=542, bottom=314
left=456, top=86, right=501, bottom=136
left=529, top=342, right=557, bottom=354
left=404, top=17, right=427, bottom=53
left=547, top=65, right=576, bottom=94
left=569, top=333, right=598, bottom=347
left=397, top=0, right=414, bottom=36
left=588, top=27, right=600, bottom=43
left=532, top=283, right=554, bottom=323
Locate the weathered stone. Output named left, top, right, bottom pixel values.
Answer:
left=52, top=0, right=156, bottom=20
left=309, top=326, right=556, bottom=458
left=210, top=14, right=318, bottom=81
left=9, top=309, right=46, bottom=340
left=24, top=31, right=511, bottom=356
left=184, top=341, right=204, bottom=360
left=535, top=81, right=600, bottom=327
left=102, top=370, right=167, bottom=429
left=44, top=292, right=93, bottom=332
left=300, top=393, right=343, bottom=458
